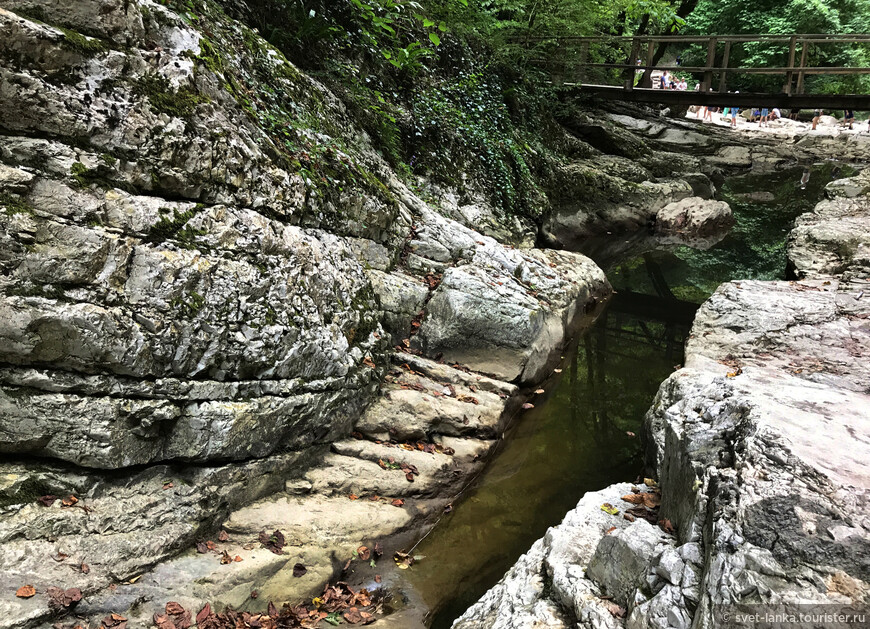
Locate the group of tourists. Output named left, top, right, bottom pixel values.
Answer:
left=658, top=70, right=690, bottom=91
left=691, top=104, right=867, bottom=132
left=656, top=69, right=866, bottom=132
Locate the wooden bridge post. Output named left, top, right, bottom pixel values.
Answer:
left=624, top=38, right=641, bottom=91
left=718, top=41, right=731, bottom=92
left=702, top=37, right=717, bottom=92
left=796, top=40, right=809, bottom=94
left=638, top=40, right=655, bottom=88
left=785, top=35, right=797, bottom=94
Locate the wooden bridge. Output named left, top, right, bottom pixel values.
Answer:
left=526, top=34, right=870, bottom=109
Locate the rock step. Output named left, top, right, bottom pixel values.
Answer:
left=355, top=357, right=514, bottom=443
left=305, top=437, right=493, bottom=500
left=304, top=452, right=451, bottom=499
left=391, top=352, right=518, bottom=397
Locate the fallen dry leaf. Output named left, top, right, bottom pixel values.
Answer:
left=61, top=495, right=78, bottom=507
left=37, top=495, right=57, bottom=507
left=394, top=551, right=414, bottom=570
left=344, top=606, right=363, bottom=624
left=603, top=600, right=627, bottom=618
left=600, top=503, right=619, bottom=516
left=195, top=603, right=211, bottom=625
left=101, top=612, right=127, bottom=628
left=218, top=530, right=229, bottom=542
left=15, top=585, right=36, bottom=598
left=165, top=602, right=185, bottom=615
left=293, top=563, right=307, bottom=577
left=357, top=546, right=371, bottom=561
left=362, top=356, right=376, bottom=369
left=46, top=586, right=82, bottom=609
left=391, top=498, right=404, bottom=507
left=642, top=492, right=661, bottom=509
left=258, top=529, right=286, bottom=555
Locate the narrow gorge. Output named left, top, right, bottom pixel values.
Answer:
left=1, top=2, right=868, bottom=629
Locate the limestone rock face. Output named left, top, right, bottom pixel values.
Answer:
left=0, top=0, right=394, bottom=472
left=0, top=451, right=316, bottom=628
left=542, top=161, right=696, bottom=247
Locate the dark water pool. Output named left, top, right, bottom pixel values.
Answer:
left=401, top=162, right=854, bottom=628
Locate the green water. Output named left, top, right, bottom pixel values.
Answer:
left=402, top=162, right=854, bottom=628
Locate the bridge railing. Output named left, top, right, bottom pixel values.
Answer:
left=519, top=34, right=870, bottom=95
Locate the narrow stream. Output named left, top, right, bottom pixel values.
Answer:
left=398, top=161, right=855, bottom=628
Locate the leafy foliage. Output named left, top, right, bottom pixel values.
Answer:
left=680, top=0, right=870, bottom=93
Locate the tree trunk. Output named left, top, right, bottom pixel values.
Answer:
left=638, top=0, right=700, bottom=88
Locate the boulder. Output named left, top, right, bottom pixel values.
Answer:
left=788, top=170, right=870, bottom=279
left=587, top=520, right=663, bottom=605
left=410, top=210, right=611, bottom=383
left=654, top=196, right=733, bottom=238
